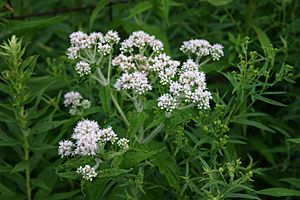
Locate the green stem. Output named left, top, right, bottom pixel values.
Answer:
left=141, top=123, right=164, bottom=144
left=110, top=91, right=130, bottom=127
left=24, top=135, right=31, bottom=200
left=20, top=106, right=31, bottom=200
left=107, top=54, right=112, bottom=84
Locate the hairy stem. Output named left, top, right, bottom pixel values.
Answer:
left=110, top=91, right=130, bottom=127
left=141, top=123, right=165, bottom=144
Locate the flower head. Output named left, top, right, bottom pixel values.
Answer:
left=77, top=165, right=97, bottom=181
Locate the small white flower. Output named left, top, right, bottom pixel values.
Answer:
left=89, top=32, right=104, bottom=44
left=98, top=43, right=112, bottom=55
left=182, top=59, right=198, bottom=71
left=169, top=81, right=183, bottom=97
left=210, top=44, right=224, bottom=61
left=158, top=93, right=179, bottom=112
left=73, top=119, right=100, bottom=138
left=104, top=30, right=120, bottom=44
left=114, top=71, right=152, bottom=95
left=98, top=126, right=118, bottom=144
left=75, top=61, right=91, bottom=76
left=120, top=31, right=163, bottom=53
left=67, top=46, right=79, bottom=59
left=76, top=165, right=97, bottom=181
left=158, top=65, right=177, bottom=85
left=64, top=91, right=82, bottom=107
left=112, top=54, right=135, bottom=71
left=80, top=99, right=91, bottom=109
left=180, top=39, right=211, bottom=57
left=117, top=138, right=129, bottom=149
left=58, top=140, right=74, bottom=157
left=190, top=88, right=212, bottom=109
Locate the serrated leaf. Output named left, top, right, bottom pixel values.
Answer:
left=257, top=188, right=300, bottom=197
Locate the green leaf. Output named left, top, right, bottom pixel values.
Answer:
left=280, top=178, right=300, bottom=189
left=286, top=138, right=300, bottom=144
left=147, top=142, right=181, bottom=191
left=257, top=188, right=300, bottom=197
left=205, top=0, right=233, bottom=6
left=124, top=1, right=153, bottom=20
left=120, top=148, right=158, bottom=169
left=226, top=193, right=260, bottom=199
left=32, top=178, right=51, bottom=191
left=11, top=161, right=29, bottom=173
left=97, top=168, right=131, bottom=178
left=89, top=0, right=107, bottom=31
left=253, top=94, right=287, bottom=107
left=31, top=119, right=70, bottom=134
left=252, top=25, right=273, bottom=49
left=49, top=190, right=81, bottom=200
left=232, top=118, right=275, bottom=133
left=5, top=16, right=67, bottom=32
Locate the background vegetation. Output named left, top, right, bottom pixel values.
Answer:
left=0, top=0, right=299, bottom=199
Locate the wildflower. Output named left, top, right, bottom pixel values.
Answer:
left=182, top=59, right=198, bottom=71
left=72, top=119, right=100, bottom=138
left=58, top=140, right=74, bottom=157
left=180, top=39, right=211, bottom=57
left=75, top=60, right=91, bottom=76
left=63, top=91, right=82, bottom=107
left=120, top=31, right=163, bottom=53
left=117, top=138, right=129, bottom=149
left=158, top=65, right=178, bottom=85
left=104, top=30, right=120, bottom=44
left=71, top=120, right=101, bottom=156
left=63, top=91, right=90, bottom=115
left=210, top=44, right=224, bottom=61
left=76, top=165, right=97, bottom=181
left=98, top=43, right=113, bottom=55
left=67, top=46, right=79, bottom=59
left=114, top=71, right=152, bottom=95
left=112, top=54, right=135, bottom=72
left=158, top=93, right=179, bottom=112
left=98, top=126, right=118, bottom=144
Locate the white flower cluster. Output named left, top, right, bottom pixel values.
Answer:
left=67, top=30, right=120, bottom=60
left=114, top=71, right=152, bottom=95
left=180, top=39, right=224, bottom=60
left=58, top=119, right=129, bottom=157
left=75, top=60, right=91, bottom=76
left=63, top=91, right=91, bottom=115
left=113, top=31, right=166, bottom=95
left=157, top=59, right=212, bottom=112
left=120, top=31, right=163, bottom=53
left=149, top=53, right=180, bottom=85
left=76, top=165, right=97, bottom=181
left=157, top=94, right=179, bottom=112
left=117, top=138, right=129, bottom=150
